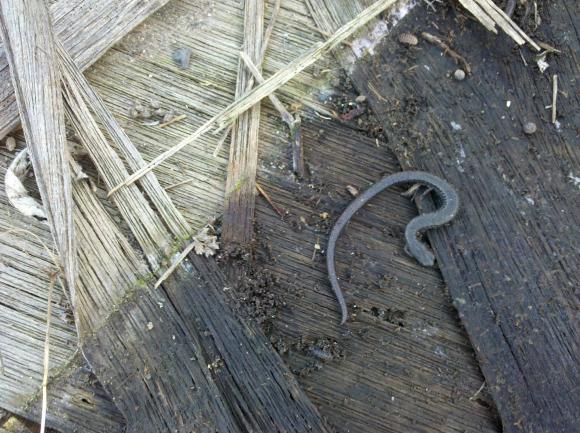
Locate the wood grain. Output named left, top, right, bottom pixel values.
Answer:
left=0, top=0, right=75, bottom=309
left=222, top=0, right=264, bottom=246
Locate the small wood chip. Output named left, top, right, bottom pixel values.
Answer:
left=346, top=185, right=359, bottom=197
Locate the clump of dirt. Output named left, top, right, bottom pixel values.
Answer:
left=288, top=337, right=346, bottom=377
left=300, top=337, right=346, bottom=362
left=215, top=220, right=286, bottom=334
left=320, top=71, right=385, bottom=140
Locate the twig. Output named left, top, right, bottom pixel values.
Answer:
left=469, top=382, right=486, bottom=401
left=551, top=74, right=557, bottom=124
left=256, top=182, right=285, bottom=218
left=40, top=272, right=57, bottom=433
left=154, top=241, right=196, bottom=289
left=165, top=178, right=196, bottom=191
left=239, top=52, right=304, bottom=176
left=110, top=0, right=401, bottom=191
left=213, top=127, right=231, bottom=157
left=421, top=32, right=472, bottom=74
left=159, top=114, right=187, bottom=128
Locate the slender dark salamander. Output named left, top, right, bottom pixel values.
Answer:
left=326, top=171, right=460, bottom=324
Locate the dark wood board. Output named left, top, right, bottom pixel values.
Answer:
left=82, top=255, right=331, bottom=433
left=346, top=2, right=580, bottom=432
left=252, top=115, right=500, bottom=433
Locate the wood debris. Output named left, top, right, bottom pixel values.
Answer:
left=421, top=32, right=472, bottom=74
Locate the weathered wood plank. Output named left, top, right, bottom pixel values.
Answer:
left=0, top=0, right=171, bottom=140
left=0, top=0, right=75, bottom=314
left=222, top=0, right=264, bottom=246
left=0, top=152, right=125, bottom=432
left=60, top=26, right=332, bottom=433
left=345, top=2, right=580, bottom=431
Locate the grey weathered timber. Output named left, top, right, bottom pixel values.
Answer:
left=0, top=0, right=76, bottom=316
left=221, top=0, right=264, bottom=247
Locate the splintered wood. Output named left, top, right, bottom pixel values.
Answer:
left=221, top=0, right=264, bottom=247
left=0, top=0, right=76, bottom=303
left=457, top=0, right=540, bottom=50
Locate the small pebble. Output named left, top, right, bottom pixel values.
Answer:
left=5, top=136, right=16, bottom=152
left=173, top=47, right=193, bottom=69
left=453, top=69, right=466, bottom=81
left=149, top=99, right=161, bottom=109
left=399, top=32, right=418, bottom=46
left=523, top=121, right=537, bottom=135
left=355, top=95, right=367, bottom=103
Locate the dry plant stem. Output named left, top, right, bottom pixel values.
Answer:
left=256, top=182, right=285, bottom=218
left=457, top=0, right=540, bottom=50
left=111, top=0, right=401, bottom=192
left=213, top=127, right=231, bottom=157
left=0, top=0, right=76, bottom=303
left=239, top=52, right=304, bottom=176
left=551, top=74, right=557, bottom=124
left=159, top=114, right=187, bottom=128
left=165, top=178, right=196, bottom=191
left=421, top=32, right=472, bottom=74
